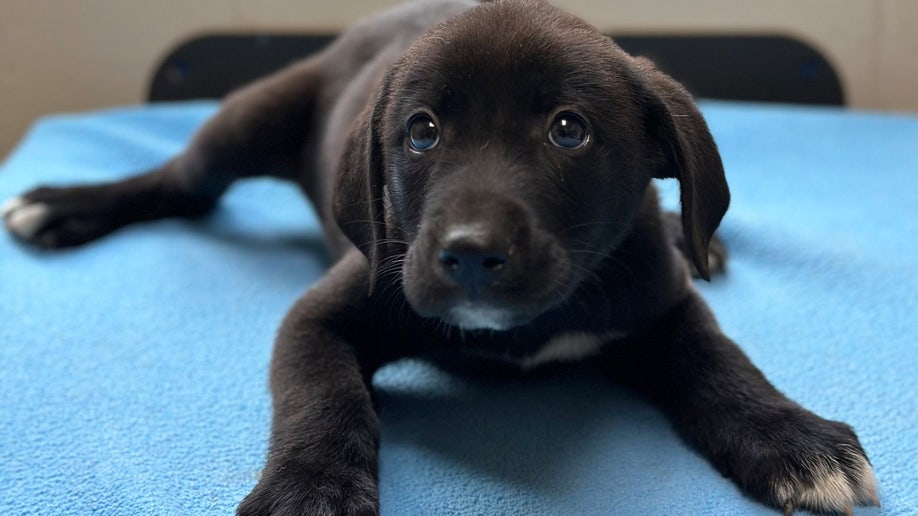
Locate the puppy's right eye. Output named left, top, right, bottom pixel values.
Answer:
left=407, top=115, right=439, bottom=152
left=548, top=112, right=589, bottom=150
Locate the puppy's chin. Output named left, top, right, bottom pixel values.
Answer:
left=401, top=274, right=575, bottom=332
left=442, top=303, right=525, bottom=331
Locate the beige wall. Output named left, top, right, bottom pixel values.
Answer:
left=1, top=0, right=916, bottom=159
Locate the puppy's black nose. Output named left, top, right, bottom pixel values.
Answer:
left=438, top=226, right=509, bottom=292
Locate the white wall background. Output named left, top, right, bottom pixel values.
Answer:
left=1, top=0, right=916, bottom=157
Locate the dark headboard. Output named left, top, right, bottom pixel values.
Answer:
left=149, top=33, right=843, bottom=106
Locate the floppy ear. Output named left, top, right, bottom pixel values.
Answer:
left=635, top=57, right=730, bottom=280
left=333, top=76, right=392, bottom=292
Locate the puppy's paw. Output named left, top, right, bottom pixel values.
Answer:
left=3, top=186, right=119, bottom=248
left=724, top=410, right=878, bottom=515
left=237, top=467, right=379, bottom=516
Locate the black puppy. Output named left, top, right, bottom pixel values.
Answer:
left=3, top=0, right=878, bottom=514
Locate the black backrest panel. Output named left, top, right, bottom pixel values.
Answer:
left=614, top=36, right=843, bottom=106
left=149, top=35, right=335, bottom=102
left=148, top=33, right=843, bottom=106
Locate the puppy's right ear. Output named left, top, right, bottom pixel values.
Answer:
left=333, top=75, right=392, bottom=293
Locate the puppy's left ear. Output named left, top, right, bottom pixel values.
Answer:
left=635, top=57, right=730, bottom=280
left=333, top=73, right=393, bottom=293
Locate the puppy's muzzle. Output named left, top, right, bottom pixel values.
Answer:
left=402, top=188, right=570, bottom=331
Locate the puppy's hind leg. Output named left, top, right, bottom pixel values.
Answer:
left=663, top=211, right=727, bottom=278
left=3, top=58, right=326, bottom=249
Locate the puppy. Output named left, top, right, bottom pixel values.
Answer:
left=2, top=0, right=878, bottom=514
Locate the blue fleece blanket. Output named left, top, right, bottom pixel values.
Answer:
left=1, top=101, right=915, bottom=515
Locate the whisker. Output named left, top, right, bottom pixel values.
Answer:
left=567, top=248, right=607, bottom=257
left=560, top=220, right=630, bottom=235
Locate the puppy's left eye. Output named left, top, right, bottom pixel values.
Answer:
left=407, top=114, right=439, bottom=152
left=548, top=112, right=589, bottom=150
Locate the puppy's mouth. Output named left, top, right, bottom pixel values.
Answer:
left=442, top=302, right=529, bottom=331
left=411, top=289, right=566, bottom=332
left=400, top=223, right=574, bottom=332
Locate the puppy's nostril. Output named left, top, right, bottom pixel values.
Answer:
left=439, top=250, right=462, bottom=271
left=482, top=255, right=506, bottom=271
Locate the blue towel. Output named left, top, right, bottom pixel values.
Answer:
left=1, top=101, right=915, bottom=515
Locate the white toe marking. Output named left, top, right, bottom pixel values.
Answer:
left=1, top=197, right=26, bottom=218
left=848, top=450, right=879, bottom=505
left=774, top=448, right=879, bottom=512
left=6, top=202, right=51, bottom=239
left=799, top=463, right=852, bottom=510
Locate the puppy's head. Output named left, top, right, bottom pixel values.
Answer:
left=335, top=0, right=728, bottom=330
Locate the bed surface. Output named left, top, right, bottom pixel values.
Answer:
left=1, top=100, right=915, bottom=515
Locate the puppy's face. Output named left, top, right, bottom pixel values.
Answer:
left=385, top=9, right=654, bottom=330
left=335, top=1, right=728, bottom=331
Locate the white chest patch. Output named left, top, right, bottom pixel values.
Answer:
left=519, top=330, right=625, bottom=370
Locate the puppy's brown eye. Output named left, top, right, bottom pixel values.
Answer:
left=548, top=112, right=589, bottom=150
left=407, top=114, right=439, bottom=152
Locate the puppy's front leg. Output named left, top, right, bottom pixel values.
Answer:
left=238, top=252, right=388, bottom=516
left=603, top=291, right=878, bottom=515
